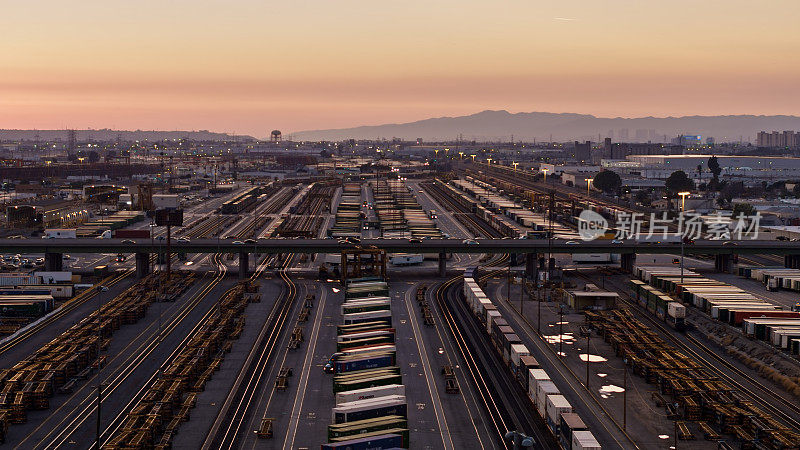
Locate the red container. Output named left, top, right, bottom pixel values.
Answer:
left=113, top=229, right=151, bottom=239
left=732, top=310, right=800, bottom=326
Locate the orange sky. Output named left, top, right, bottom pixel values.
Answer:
left=2, top=0, right=798, bottom=138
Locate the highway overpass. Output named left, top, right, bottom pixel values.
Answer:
left=2, top=237, right=796, bottom=279
left=0, top=238, right=795, bottom=255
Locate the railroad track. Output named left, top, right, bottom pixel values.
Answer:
left=420, top=181, right=504, bottom=239
left=202, top=252, right=298, bottom=450
left=14, top=263, right=226, bottom=449
left=433, top=253, right=561, bottom=450
left=588, top=272, right=800, bottom=432
left=0, top=269, right=133, bottom=358
left=271, top=183, right=330, bottom=238
left=93, top=254, right=239, bottom=449
left=93, top=207, right=281, bottom=449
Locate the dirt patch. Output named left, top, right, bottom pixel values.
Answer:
left=694, top=318, right=800, bottom=399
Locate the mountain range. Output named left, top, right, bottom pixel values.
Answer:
left=292, top=110, right=800, bottom=142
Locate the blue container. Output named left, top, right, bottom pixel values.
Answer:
left=335, top=355, right=395, bottom=374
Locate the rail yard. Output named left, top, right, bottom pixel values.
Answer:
left=0, top=153, right=797, bottom=450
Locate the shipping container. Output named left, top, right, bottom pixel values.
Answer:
left=0, top=274, right=40, bottom=286
left=510, top=344, right=530, bottom=370
left=486, top=310, right=502, bottom=335
left=743, top=318, right=800, bottom=340
left=341, top=299, right=391, bottom=316
left=571, top=430, right=601, bottom=450
left=333, top=373, right=403, bottom=394
left=0, top=294, right=54, bottom=311
left=546, top=394, right=572, bottom=436
left=341, top=345, right=396, bottom=357
left=34, top=271, right=74, bottom=284
left=517, top=356, right=540, bottom=391
left=43, top=228, right=77, bottom=239
left=321, top=433, right=406, bottom=450
left=502, top=333, right=522, bottom=364
left=337, top=321, right=392, bottom=335
left=390, top=254, right=423, bottom=266
left=0, top=301, right=46, bottom=318
left=536, top=381, right=560, bottom=418
left=338, top=329, right=395, bottom=343
left=560, top=413, right=587, bottom=449
left=327, top=416, right=407, bottom=441
left=332, top=395, right=408, bottom=424
left=113, top=229, right=151, bottom=239
left=15, top=284, right=73, bottom=299
left=769, top=327, right=800, bottom=348
left=667, top=302, right=685, bottom=319
left=343, top=310, right=392, bottom=326
left=337, top=336, right=395, bottom=351
left=528, top=369, right=551, bottom=402
left=334, top=353, right=396, bottom=374
left=327, top=429, right=409, bottom=448
left=730, top=309, right=800, bottom=326
left=335, top=384, right=406, bottom=405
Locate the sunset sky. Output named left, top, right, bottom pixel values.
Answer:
left=2, top=0, right=798, bottom=138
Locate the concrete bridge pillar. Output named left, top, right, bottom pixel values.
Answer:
left=714, top=254, right=733, bottom=273
left=525, top=253, right=537, bottom=280
left=135, top=252, right=150, bottom=279
left=785, top=255, right=800, bottom=269
left=438, top=252, right=447, bottom=277
left=620, top=253, right=636, bottom=273
left=44, top=252, right=63, bottom=272
left=239, top=251, right=250, bottom=279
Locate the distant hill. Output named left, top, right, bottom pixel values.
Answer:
left=0, top=129, right=252, bottom=142
left=292, top=110, right=800, bottom=142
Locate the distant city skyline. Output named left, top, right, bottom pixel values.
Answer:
left=2, top=1, right=799, bottom=137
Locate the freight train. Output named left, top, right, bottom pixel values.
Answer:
left=219, top=186, right=263, bottom=214
left=463, top=268, right=601, bottom=449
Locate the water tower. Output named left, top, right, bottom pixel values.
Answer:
left=270, top=130, right=282, bottom=143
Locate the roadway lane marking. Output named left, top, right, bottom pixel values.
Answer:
left=282, top=287, right=326, bottom=450
left=402, top=285, right=454, bottom=450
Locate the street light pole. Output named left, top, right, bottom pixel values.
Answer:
left=95, top=285, right=109, bottom=450
left=678, top=191, right=690, bottom=284
left=586, top=331, right=590, bottom=388
left=558, top=305, right=564, bottom=357
left=623, top=358, right=628, bottom=431
left=537, top=290, right=542, bottom=335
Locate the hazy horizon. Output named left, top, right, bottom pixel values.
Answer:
left=3, top=1, right=799, bottom=137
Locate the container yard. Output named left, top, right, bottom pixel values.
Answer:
left=323, top=274, right=411, bottom=448
left=329, top=183, right=362, bottom=238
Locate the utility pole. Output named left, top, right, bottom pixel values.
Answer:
left=586, top=331, right=590, bottom=388
left=507, top=261, right=511, bottom=304
left=166, top=223, right=171, bottom=276
left=548, top=191, right=554, bottom=284
left=558, top=305, right=564, bottom=357
left=623, top=358, right=628, bottom=431
left=537, top=286, right=542, bottom=335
